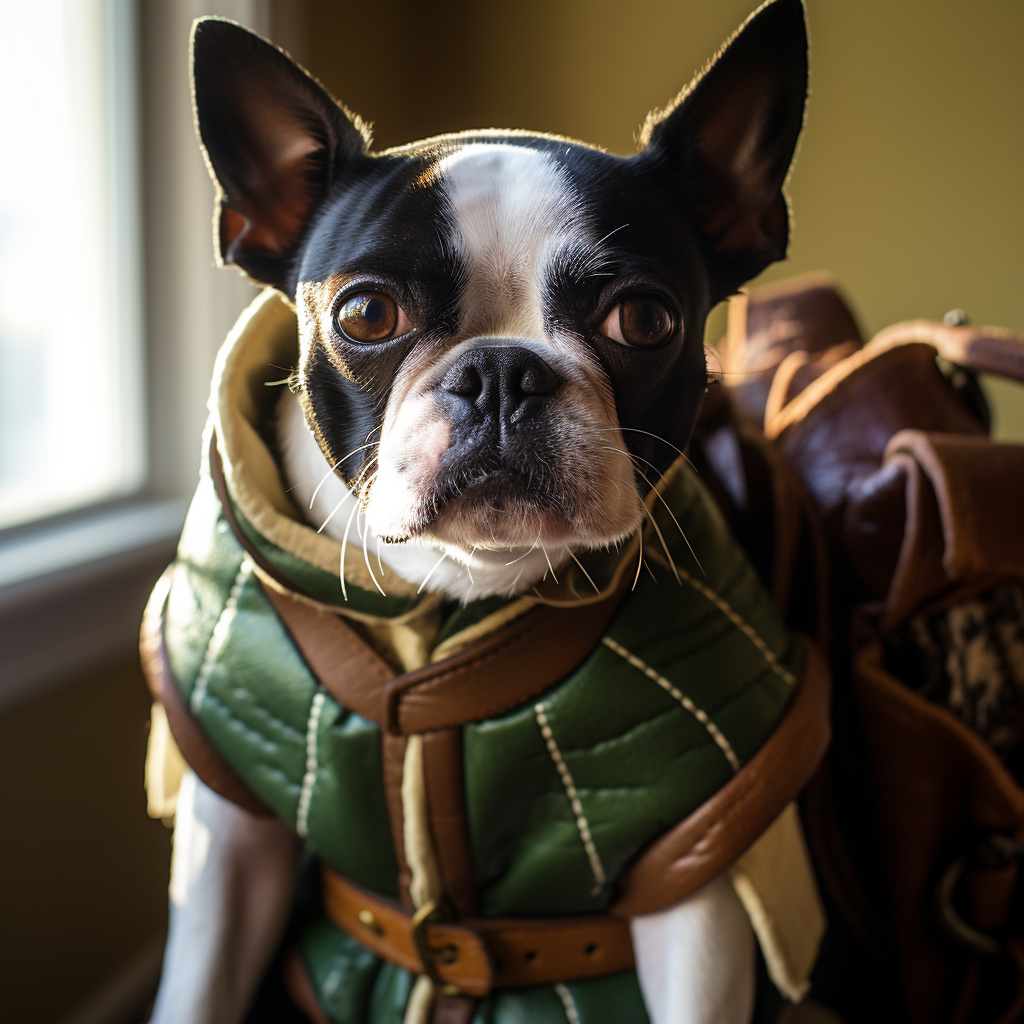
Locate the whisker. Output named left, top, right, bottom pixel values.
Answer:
left=318, top=493, right=350, bottom=534
left=310, top=458, right=346, bottom=509
left=310, top=441, right=381, bottom=509
left=567, top=549, right=600, bottom=595
left=601, top=445, right=707, bottom=577
left=633, top=526, right=644, bottom=591
left=597, top=426, right=683, bottom=457
left=338, top=500, right=361, bottom=601
left=506, top=529, right=543, bottom=566
left=641, top=499, right=681, bottom=585
left=541, top=545, right=559, bottom=585
left=417, top=551, right=448, bottom=595
left=362, top=512, right=386, bottom=597
left=594, top=222, right=630, bottom=247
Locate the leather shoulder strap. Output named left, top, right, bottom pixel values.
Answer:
left=264, top=568, right=631, bottom=735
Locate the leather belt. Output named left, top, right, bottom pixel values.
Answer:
left=320, top=868, right=635, bottom=997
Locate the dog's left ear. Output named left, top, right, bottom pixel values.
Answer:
left=641, top=0, right=808, bottom=302
left=191, top=17, right=371, bottom=292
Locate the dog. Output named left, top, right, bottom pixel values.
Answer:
left=149, top=2, right=809, bottom=1021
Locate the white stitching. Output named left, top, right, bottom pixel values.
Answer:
left=296, top=691, right=326, bottom=838
left=601, top=636, right=742, bottom=772
left=190, top=559, right=254, bottom=714
left=534, top=702, right=606, bottom=894
left=676, top=563, right=798, bottom=687
left=553, top=982, right=581, bottom=1024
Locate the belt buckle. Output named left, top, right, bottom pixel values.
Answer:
left=935, top=832, right=1024, bottom=958
left=410, top=899, right=462, bottom=995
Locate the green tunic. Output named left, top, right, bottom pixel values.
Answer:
left=151, top=290, right=809, bottom=1024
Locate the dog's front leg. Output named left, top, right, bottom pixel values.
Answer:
left=630, top=873, right=755, bottom=1024
left=150, top=771, right=300, bottom=1024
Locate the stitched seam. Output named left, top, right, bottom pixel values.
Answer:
left=553, top=983, right=581, bottom=1024
left=191, top=559, right=254, bottom=714
left=535, top=703, right=607, bottom=894
left=296, top=690, right=326, bottom=838
left=602, top=636, right=741, bottom=772
left=677, top=565, right=798, bottom=687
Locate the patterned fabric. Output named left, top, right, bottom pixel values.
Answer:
left=890, top=582, right=1024, bottom=768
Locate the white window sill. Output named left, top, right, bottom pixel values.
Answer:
left=0, top=500, right=187, bottom=713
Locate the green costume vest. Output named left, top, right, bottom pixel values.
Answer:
left=145, top=291, right=827, bottom=1024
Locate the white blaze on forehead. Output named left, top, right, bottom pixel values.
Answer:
left=436, top=143, right=585, bottom=338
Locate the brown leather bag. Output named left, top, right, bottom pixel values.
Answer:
left=704, top=274, right=1024, bottom=1024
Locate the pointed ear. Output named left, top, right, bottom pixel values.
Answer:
left=641, top=0, right=808, bottom=302
left=190, top=18, right=370, bottom=291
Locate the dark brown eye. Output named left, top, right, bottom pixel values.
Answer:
left=600, top=296, right=676, bottom=348
left=335, top=292, right=411, bottom=343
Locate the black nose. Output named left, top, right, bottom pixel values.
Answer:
left=440, top=345, right=561, bottom=427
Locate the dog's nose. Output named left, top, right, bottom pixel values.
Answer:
left=440, top=345, right=561, bottom=425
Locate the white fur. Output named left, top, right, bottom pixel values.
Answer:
left=438, top=143, right=583, bottom=338
left=631, top=875, right=756, bottom=1024
left=149, top=772, right=299, bottom=1024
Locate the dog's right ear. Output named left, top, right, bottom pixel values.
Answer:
left=191, top=18, right=370, bottom=292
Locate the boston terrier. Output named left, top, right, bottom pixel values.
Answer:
left=150, top=2, right=808, bottom=1021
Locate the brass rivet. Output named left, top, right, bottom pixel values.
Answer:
left=358, top=909, right=384, bottom=936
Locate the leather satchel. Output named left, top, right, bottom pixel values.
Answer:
left=700, top=273, right=1024, bottom=1024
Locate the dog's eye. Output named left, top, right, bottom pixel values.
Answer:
left=335, top=292, right=411, bottom=343
left=600, top=296, right=675, bottom=348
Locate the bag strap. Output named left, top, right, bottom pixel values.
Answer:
left=870, top=319, right=1024, bottom=383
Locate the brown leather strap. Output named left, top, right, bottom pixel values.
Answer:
left=381, top=579, right=630, bottom=735
left=320, top=868, right=634, bottom=997
left=886, top=430, right=1024, bottom=584
left=611, top=637, right=831, bottom=916
left=140, top=568, right=271, bottom=816
left=870, top=319, right=1024, bottom=383
left=261, top=582, right=395, bottom=718
left=422, top=728, right=479, bottom=917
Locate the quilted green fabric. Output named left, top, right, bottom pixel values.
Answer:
left=159, top=430, right=803, bottom=1023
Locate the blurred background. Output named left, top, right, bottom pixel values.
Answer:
left=0, top=0, right=1020, bottom=1021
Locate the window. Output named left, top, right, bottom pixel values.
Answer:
left=0, top=0, right=143, bottom=529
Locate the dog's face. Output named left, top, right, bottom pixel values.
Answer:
left=192, top=1, right=806, bottom=563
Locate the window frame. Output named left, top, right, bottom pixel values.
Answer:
left=0, top=0, right=269, bottom=712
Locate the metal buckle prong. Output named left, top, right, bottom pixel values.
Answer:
left=410, top=899, right=461, bottom=988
